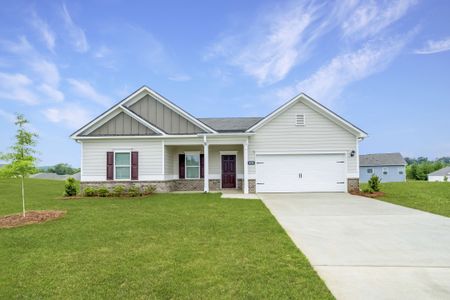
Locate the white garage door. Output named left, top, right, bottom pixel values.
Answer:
left=256, top=153, right=346, bottom=192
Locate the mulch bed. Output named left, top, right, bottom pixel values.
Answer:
left=0, top=210, right=66, bottom=228
left=350, top=191, right=385, bottom=198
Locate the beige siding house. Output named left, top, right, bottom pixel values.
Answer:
left=71, top=86, right=367, bottom=193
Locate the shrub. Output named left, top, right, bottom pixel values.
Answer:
left=142, top=184, right=156, bottom=195
left=368, top=174, right=381, bottom=192
left=361, top=187, right=372, bottom=194
left=112, top=185, right=125, bottom=197
left=64, top=177, right=77, bottom=196
left=97, top=186, right=109, bottom=197
left=83, top=186, right=97, bottom=197
left=128, top=185, right=141, bottom=197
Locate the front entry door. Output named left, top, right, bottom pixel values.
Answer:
left=221, top=155, right=236, bottom=188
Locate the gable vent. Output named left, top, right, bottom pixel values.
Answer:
left=296, top=114, right=305, bottom=126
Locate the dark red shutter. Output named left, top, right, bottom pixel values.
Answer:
left=131, top=151, right=138, bottom=180
left=179, top=154, right=185, bottom=179
left=106, top=152, right=114, bottom=180
left=200, top=154, right=204, bottom=178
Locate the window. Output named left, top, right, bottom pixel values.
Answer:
left=296, top=114, right=305, bottom=126
left=115, top=152, right=131, bottom=180
left=185, top=152, right=200, bottom=179
left=382, top=167, right=388, bottom=175
left=398, top=167, right=404, bottom=175
left=367, top=168, right=373, bottom=174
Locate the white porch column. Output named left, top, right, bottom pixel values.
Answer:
left=243, top=139, right=249, bottom=194
left=203, top=136, right=209, bottom=193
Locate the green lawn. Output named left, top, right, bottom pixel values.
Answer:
left=0, top=179, right=332, bottom=299
left=372, top=181, right=450, bottom=217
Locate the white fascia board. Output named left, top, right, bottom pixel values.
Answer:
left=125, top=86, right=218, bottom=134
left=71, top=85, right=218, bottom=139
left=70, top=86, right=150, bottom=139
left=246, top=93, right=368, bottom=138
left=300, top=94, right=368, bottom=138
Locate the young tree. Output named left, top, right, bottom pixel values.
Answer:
left=0, top=114, right=38, bottom=217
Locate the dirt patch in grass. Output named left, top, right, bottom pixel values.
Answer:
left=0, top=210, right=65, bottom=228
left=351, top=191, right=385, bottom=198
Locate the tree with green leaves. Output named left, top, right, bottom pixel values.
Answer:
left=0, top=114, right=38, bottom=217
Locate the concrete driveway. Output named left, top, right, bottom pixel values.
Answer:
left=259, top=193, right=450, bottom=300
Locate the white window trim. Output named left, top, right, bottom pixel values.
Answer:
left=382, top=167, right=388, bottom=175
left=185, top=151, right=200, bottom=180
left=367, top=168, right=373, bottom=174
left=398, top=167, right=404, bottom=175
left=114, top=151, right=131, bottom=181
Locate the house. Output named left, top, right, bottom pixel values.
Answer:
left=428, top=166, right=450, bottom=182
left=359, top=153, right=406, bottom=183
left=71, top=86, right=367, bottom=193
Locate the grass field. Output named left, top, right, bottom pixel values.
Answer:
left=372, top=181, right=450, bottom=217
left=0, top=179, right=332, bottom=299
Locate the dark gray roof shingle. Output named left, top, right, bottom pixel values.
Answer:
left=198, top=117, right=263, bottom=132
left=428, top=166, right=450, bottom=176
left=359, top=153, right=406, bottom=167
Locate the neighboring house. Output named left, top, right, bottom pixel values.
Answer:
left=71, top=86, right=367, bottom=193
left=428, top=166, right=450, bottom=182
left=359, top=153, right=406, bottom=183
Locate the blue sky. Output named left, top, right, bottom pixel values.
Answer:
left=1, top=0, right=449, bottom=167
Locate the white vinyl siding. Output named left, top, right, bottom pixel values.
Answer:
left=81, top=139, right=162, bottom=181
left=164, top=144, right=173, bottom=176
left=248, top=101, right=358, bottom=177
left=208, top=145, right=243, bottom=179
left=165, top=144, right=244, bottom=180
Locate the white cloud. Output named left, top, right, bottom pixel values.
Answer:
left=0, top=36, right=33, bottom=54
left=0, top=72, right=39, bottom=105
left=168, top=74, right=192, bottom=82
left=278, top=37, right=409, bottom=105
left=415, top=37, right=450, bottom=54
left=38, top=84, right=64, bottom=102
left=42, top=104, right=92, bottom=129
left=207, top=1, right=329, bottom=85
left=94, top=45, right=111, bottom=59
left=61, top=3, right=89, bottom=52
left=67, top=78, right=111, bottom=107
left=342, top=0, right=417, bottom=39
left=0, top=109, right=16, bottom=123
left=30, top=59, right=60, bottom=86
left=30, top=11, right=56, bottom=52
left=0, top=37, right=64, bottom=103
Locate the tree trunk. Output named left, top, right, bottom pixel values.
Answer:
left=21, top=176, right=26, bottom=217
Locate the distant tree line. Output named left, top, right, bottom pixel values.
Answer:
left=39, top=163, right=80, bottom=175
left=405, top=157, right=450, bottom=180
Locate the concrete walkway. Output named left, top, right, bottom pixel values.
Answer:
left=259, top=193, right=450, bottom=300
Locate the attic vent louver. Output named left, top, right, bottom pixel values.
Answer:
left=296, top=114, right=305, bottom=126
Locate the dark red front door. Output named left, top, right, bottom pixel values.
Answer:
left=221, top=155, right=236, bottom=188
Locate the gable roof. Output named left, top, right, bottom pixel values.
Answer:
left=246, top=93, right=367, bottom=138
left=360, top=153, right=406, bottom=167
left=198, top=117, right=263, bottom=133
left=428, top=166, right=450, bottom=176
left=71, top=86, right=217, bottom=139
left=71, top=87, right=366, bottom=138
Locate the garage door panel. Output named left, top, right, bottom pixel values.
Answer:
left=256, top=154, right=346, bottom=192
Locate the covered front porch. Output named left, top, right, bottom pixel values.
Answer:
left=163, top=136, right=250, bottom=194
